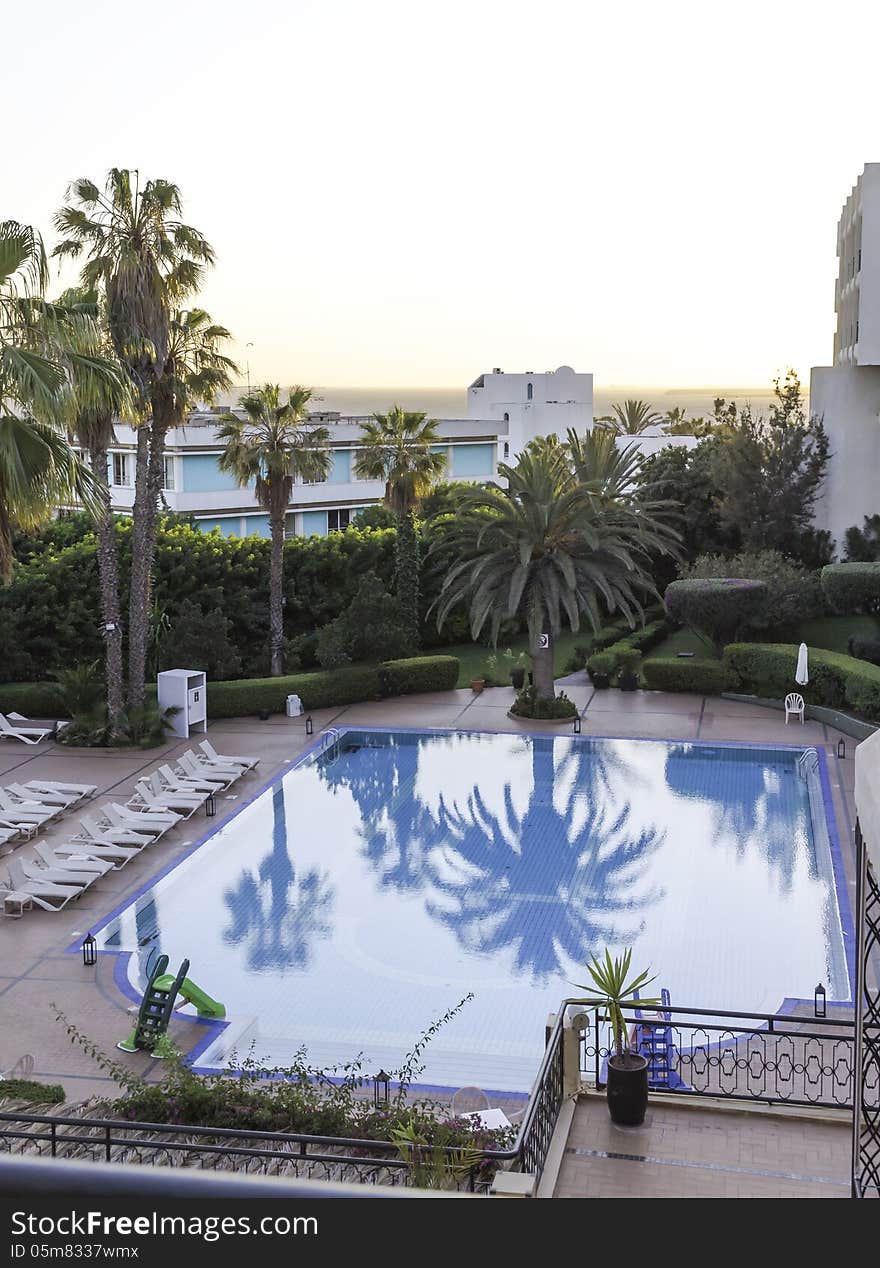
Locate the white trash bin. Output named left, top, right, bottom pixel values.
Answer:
left=286, top=693, right=303, bottom=718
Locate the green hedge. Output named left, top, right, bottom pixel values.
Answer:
left=0, top=682, right=63, bottom=717
left=642, top=658, right=734, bottom=694
left=206, top=656, right=461, bottom=719
left=821, top=562, right=880, bottom=614
left=377, top=656, right=459, bottom=697
left=724, top=642, right=880, bottom=720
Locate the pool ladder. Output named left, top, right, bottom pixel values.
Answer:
left=796, top=748, right=819, bottom=780
left=320, top=727, right=341, bottom=764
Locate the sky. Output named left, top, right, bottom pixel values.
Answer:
left=6, top=0, right=880, bottom=389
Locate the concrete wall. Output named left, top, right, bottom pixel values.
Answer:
left=809, top=365, right=880, bottom=551
left=467, top=366, right=594, bottom=456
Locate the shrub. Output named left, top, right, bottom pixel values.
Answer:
left=511, top=686, right=578, bottom=719
left=587, top=651, right=616, bottom=678
left=664, top=578, right=767, bottom=656
left=680, top=550, right=822, bottom=636
left=0, top=1080, right=64, bottom=1105
left=617, top=647, right=642, bottom=675
left=642, top=658, right=735, bottom=694
left=159, top=598, right=243, bottom=681
left=821, top=563, right=880, bottom=614
left=316, top=574, right=415, bottom=670
left=377, top=656, right=460, bottom=697
left=723, top=642, right=880, bottom=720
left=848, top=636, right=880, bottom=666
left=843, top=514, right=880, bottom=563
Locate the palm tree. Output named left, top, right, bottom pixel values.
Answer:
left=353, top=407, right=447, bottom=641
left=133, top=307, right=236, bottom=684
left=218, top=385, right=331, bottom=676
left=53, top=169, right=215, bottom=708
left=434, top=447, right=680, bottom=699
left=56, top=287, right=132, bottom=724
left=0, top=221, right=112, bottom=581
left=596, top=399, right=663, bottom=435
left=565, top=427, right=646, bottom=499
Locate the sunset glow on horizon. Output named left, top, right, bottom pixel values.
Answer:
left=8, top=0, right=880, bottom=390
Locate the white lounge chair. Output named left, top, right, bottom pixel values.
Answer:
left=53, top=840, right=139, bottom=868
left=0, top=792, right=57, bottom=827
left=785, top=692, right=806, bottom=724
left=129, top=780, right=202, bottom=818
left=0, top=818, right=37, bottom=841
left=74, top=813, right=156, bottom=848
left=178, top=750, right=238, bottom=788
left=6, top=860, right=81, bottom=909
left=34, top=843, right=114, bottom=877
left=7, top=783, right=78, bottom=810
left=18, top=858, right=102, bottom=889
left=199, top=740, right=259, bottom=772
left=159, top=763, right=224, bottom=795
left=24, top=780, right=97, bottom=800
left=105, top=803, right=180, bottom=836
left=0, top=714, right=53, bottom=745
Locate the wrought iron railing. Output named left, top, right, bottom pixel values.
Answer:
left=573, top=1001, right=859, bottom=1110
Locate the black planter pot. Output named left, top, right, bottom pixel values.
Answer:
left=606, top=1054, right=648, bottom=1125
left=591, top=673, right=611, bottom=690
left=618, top=673, right=639, bottom=693
left=510, top=668, right=526, bottom=690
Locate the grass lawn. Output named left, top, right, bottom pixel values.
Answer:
left=440, top=629, right=586, bottom=688
left=645, top=627, right=713, bottom=661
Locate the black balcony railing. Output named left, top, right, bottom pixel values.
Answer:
left=573, top=1002, right=859, bottom=1110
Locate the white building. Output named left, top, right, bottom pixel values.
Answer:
left=467, top=365, right=594, bottom=460
left=811, top=163, right=880, bottom=550
left=101, top=407, right=508, bottom=539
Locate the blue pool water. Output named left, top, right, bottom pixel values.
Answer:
left=95, top=730, right=852, bottom=1094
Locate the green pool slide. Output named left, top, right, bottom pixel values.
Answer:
left=117, top=954, right=225, bottom=1058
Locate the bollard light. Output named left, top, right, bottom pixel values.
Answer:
left=814, top=983, right=826, bottom=1018
left=205, top=793, right=216, bottom=817
left=305, top=715, right=314, bottom=736
left=573, top=716, right=582, bottom=735
left=82, top=933, right=97, bottom=967
left=372, top=1069, right=390, bottom=1105
left=837, top=738, right=846, bottom=759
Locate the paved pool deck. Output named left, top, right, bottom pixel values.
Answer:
left=0, top=682, right=861, bottom=1197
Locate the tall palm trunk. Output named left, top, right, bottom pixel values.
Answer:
left=395, top=510, right=420, bottom=645
left=269, top=499, right=286, bottom=677
left=126, top=424, right=152, bottom=708
left=88, top=445, right=124, bottom=724
left=532, top=630, right=555, bottom=699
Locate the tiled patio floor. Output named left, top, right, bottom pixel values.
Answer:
left=555, top=1094, right=851, bottom=1198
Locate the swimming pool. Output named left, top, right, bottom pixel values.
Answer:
left=94, top=729, right=853, bottom=1095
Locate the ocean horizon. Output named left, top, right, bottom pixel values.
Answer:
left=218, top=383, right=778, bottom=421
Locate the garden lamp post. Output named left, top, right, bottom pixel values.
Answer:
left=82, top=933, right=97, bottom=967
left=372, top=1070, right=390, bottom=1105
left=814, top=983, right=826, bottom=1018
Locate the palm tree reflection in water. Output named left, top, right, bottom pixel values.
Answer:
left=321, top=734, right=665, bottom=981
left=223, top=783, right=334, bottom=971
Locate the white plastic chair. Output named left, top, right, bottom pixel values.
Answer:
left=785, top=692, right=805, bottom=724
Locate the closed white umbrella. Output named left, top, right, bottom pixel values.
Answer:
left=795, top=642, right=809, bottom=686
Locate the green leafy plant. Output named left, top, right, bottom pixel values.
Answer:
left=664, top=577, right=767, bottom=657
left=574, top=948, right=659, bottom=1064
left=0, top=1079, right=65, bottom=1105
left=821, top=563, right=880, bottom=615
left=511, top=685, right=578, bottom=719
left=52, top=661, right=104, bottom=715
left=642, top=657, right=733, bottom=695
left=390, top=1117, right=485, bottom=1190
left=616, top=647, right=643, bottom=676
left=587, top=650, right=615, bottom=678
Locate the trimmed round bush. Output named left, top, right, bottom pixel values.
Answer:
left=847, top=635, right=880, bottom=666
left=642, top=658, right=734, bottom=694
left=664, top=578, right=767, bottom=656
left=821, top=562, right=880, bottom=614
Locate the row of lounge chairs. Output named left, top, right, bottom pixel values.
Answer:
left=0, top=741, right=259, bottom=914
left=0, top=782, right=97, bottom=850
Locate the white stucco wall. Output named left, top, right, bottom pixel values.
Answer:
left=855, top=728, right=880, bottom=873
left=467, top=366, right=594, bottom=456
left=809, top=365, right=880, bottom=551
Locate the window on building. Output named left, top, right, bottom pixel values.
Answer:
left=163, top=456, right=175, bottom=490
left=503, top=411, right=509, bottom=422
left=327, top=508, right=352, bottom=532
left=526, top=383, right=533, bottom=401
left=111, top=453, right=131, bottom=487
left=503, top=442, right=510, bottom=459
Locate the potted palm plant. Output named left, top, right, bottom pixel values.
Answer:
left=574, top=948, right=660, bottom=1126
left=617, top=647, right=642, bottom=692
